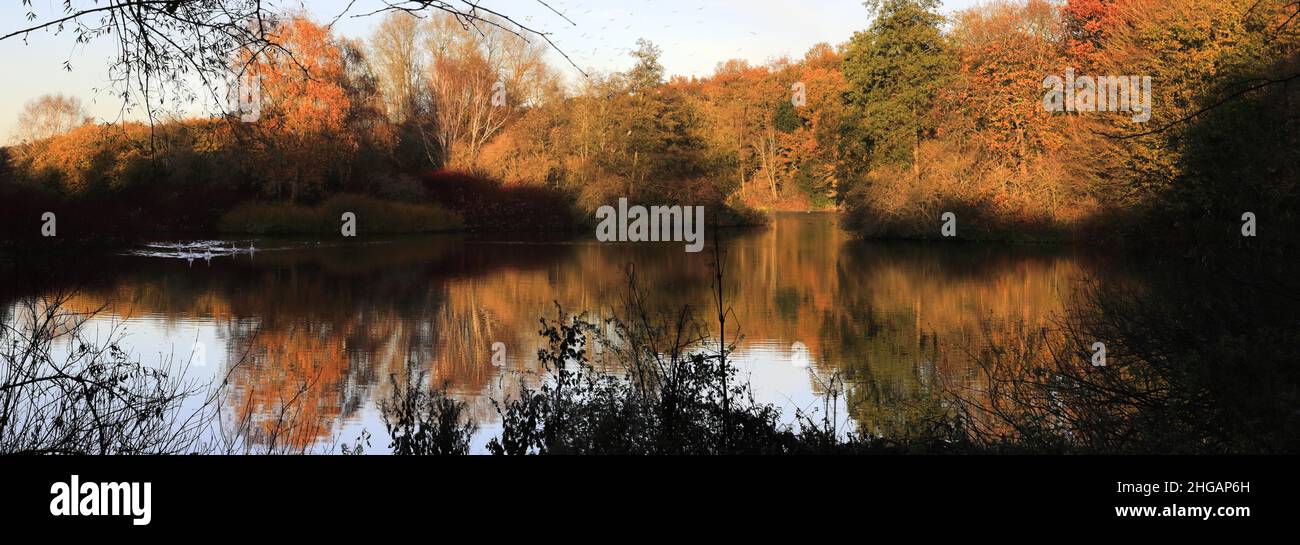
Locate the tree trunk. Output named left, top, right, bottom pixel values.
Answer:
left=912, top=132, right=921, bottom=179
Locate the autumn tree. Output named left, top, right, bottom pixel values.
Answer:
left=748, top=64, right=791, bottom=201
left=698, top=59, right=765, bottom=195
left=246, top=17, right=355, bottom=202
left=946, top=0, right=1070, bottom=173
left=596, top=42, right=718, bottom=202
left=627, top=39, right=666, bottom=93
left=695, top=57, right=788, bottom=203
left=14, top=94, right=89, bottom=144
left=938, top=0, right=1098, bottom=219
left=475, top=69, right=621, bottom=210
left=620, top=79, right=715, bottom=201
left=338, top=37, right=400, bottom=193
left=423, top=12, right=556, bottom=169
left=843, top=0, right=955, bottom=178
left=782, top=44, right=849, bottom=206
left=1061, top=0, right=1127, bottom=67
left=1089, top=0, right=1300, bottom=224
left=3, top=1, right=575, bottom=121
left=370, top=12, right=426, bottom=125
left=561, top=73, right=628, bottom=208
left=483, top=41, right=855, bottom=211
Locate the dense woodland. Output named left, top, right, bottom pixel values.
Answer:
left=1, top=0, right=1297, bottom=245
left=2, top=0, right=1299, bottom=455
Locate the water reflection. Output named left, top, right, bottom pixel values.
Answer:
left=2, top=213, right=1104, bottom=451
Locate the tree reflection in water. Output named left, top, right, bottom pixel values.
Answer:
left=15, top=215, right=1276, bottom=453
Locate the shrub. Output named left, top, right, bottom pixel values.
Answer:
left=380, top=363, right=477, bottom=456
left=842, top=140, right=1079, bottom=241
left=486, top=271, right=881, bottom=455
left=420, top=169, right=580, bottom=233
left=0, top=293, right=212, bottom=454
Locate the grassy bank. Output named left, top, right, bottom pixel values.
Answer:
left=217, top=194, right=463, bottom=235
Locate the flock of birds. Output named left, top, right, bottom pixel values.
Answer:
left=131, top=240, right=260, bottom=266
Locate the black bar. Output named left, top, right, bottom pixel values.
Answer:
left=1, top=455, right=1286, bottom=537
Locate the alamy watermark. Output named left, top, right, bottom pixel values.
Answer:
left=50, top=475, right=151, bottom=526
left=341, top=212, right=357, bottom=237
left=41, top=211, right=56, bottom=237
left=191, top=339, right=207, bottom=368
left=595, top=198, right=705, bottom=253
left=941, top=212, right=957, bottom=238
left=491, top=80, right=507, bottom=107
left=1043, top=67, right=1152, bottom=123
left=491, top=342, right=506, bottom=367
left=791, top=82, right=806, bottom=108
left=233, top=72, right=261, bottom=123
left=1091, top=342, right=1107, bottom=367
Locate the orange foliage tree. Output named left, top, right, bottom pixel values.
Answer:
left=945, top=0, right=1072, bottom=172
left=245, top=17, right=357, bottom=202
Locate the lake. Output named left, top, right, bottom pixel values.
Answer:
left=3, top=212, right=1109, bottom=453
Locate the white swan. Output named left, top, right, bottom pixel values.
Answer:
left=791, top=342, right=811, bottom=368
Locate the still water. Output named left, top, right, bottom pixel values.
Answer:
left=8, top=213, right=1103, bottom=452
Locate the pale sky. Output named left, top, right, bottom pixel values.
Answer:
left=0, top=0, right=981, bottom=143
